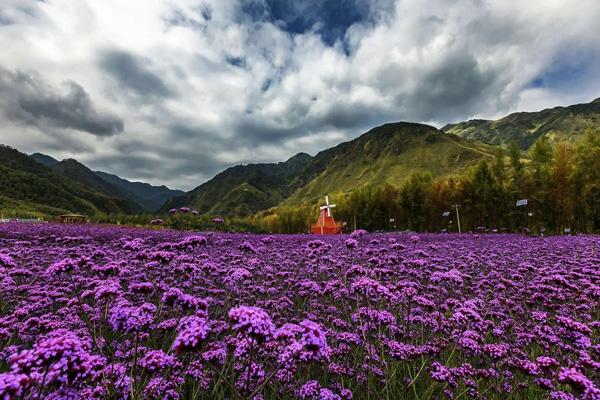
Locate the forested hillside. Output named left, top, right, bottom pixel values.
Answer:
left=164, top=123, right=496, bottom=216
left=443, top=97, right=600, bottom=149
left=258, top=130, right=600, bottom=234
left=0, top=145, right=138, bottom=217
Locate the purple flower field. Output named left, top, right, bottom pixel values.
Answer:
left=0, top=223, right=598, bottom=400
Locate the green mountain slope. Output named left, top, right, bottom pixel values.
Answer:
left=161, top=153, right=313, bottom=215
left=52, top=159, right=127, bottom=199
left=94, top=171, right=184, bottom=212
left=51, top=159, right=143, bottom=213
left=30, top=152, right=183, bottom=212
left=30, top=153, right=59, bottom=168
left=165, top=123, right=495, bottom=216
left=0, top=145, right=138, bottom=216
left=285, top=122, right=495, bottom=204
left=442, top=97, right=600, bottom=149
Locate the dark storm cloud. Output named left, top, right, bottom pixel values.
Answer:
left=402, top=55, right=501, bottom=122
left=233, top=118, right=305, bottom=145
left=90, top=138, right=230, bottom=187
left=100, top=50, right=172, bottom=100
left=0, top=1, right=47, bottom=25
left=318, top=102, right=390, bottom=130
left=0, top=12, right=13, bottom=25
left=228, top=52, right=502, bottom=149
left=169, top=124, right=230, bottom=147
left=231, top=100, right=388, bottom=148
left=226, top=56, right=246, bottom=68
left=0, top=67, right=124, bottom=136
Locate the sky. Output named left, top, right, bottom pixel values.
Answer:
left=1, top=0, right=599, bottom=190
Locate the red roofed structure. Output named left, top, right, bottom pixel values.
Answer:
left=311, top=195, right=342, bottom=235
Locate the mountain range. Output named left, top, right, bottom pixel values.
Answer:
left=0, top=150, right=183, bottom=216
left=1, top=97, right=598, bottom=218
left=442, top=97, right=600, bottom=149
left=162, top=122, right=497, bottom=215
left=1, top=146, right=138, bottom=216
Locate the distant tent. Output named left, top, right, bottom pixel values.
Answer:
left=58, top=214, right=88, bottom=224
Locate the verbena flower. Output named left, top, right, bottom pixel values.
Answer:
left=9, top=330, right=104, bottom=388
left=345, top=239, right=358, bottom=250
left=172, top=316, right=211, bottom=354
left=0, top=253, right=16, bottom=268
left=47, top=258, right=77, bottom=274
left=557, top=368, right=600, bottom=399
left=0, top=372, right=29, bottom=399
left=139, top=349, right=176, bottom=372
left=299, top=381, right=320, bottom=399
left=228, top=306, right=274, bottom=341
left=108, top=301, right=156, bottom=334
left=350, top=277, right=394, bottom=301
left=293, top=320, right=330, bottom=362
left=350, top=230, right=368, bottom=238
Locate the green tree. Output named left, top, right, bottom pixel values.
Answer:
left=492, top=148, right=507, bottom=184
left=529, top=138, right=554, bottom=230
left=550, top=143, right=575, bottom=232
left=463, top=160, right=502, bottom=229
left=399, top=173, right=432, bottom=231
left=574, top=129, right=600, bottom=231
left=508, top=141, right=523, bottom=174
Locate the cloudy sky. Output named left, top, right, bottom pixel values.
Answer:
left=1, top=0, right=599, bottom=190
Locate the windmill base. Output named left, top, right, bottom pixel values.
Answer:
left=311, top=212, right=342, bottom=235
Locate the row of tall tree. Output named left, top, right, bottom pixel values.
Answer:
left=258, top=130, right=600, bottom=234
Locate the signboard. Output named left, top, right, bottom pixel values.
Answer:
left=389, top=218, right=395, bottom=223
left=442, top=211, right=450, bottom=217
left=516, top=199, right=528, bottom=207
left=564, top=228, right=571, bottom=234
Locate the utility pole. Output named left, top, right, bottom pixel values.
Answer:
left=516, top=199, right=528, bottom=234
left=452, top=204, right=462, bottom=234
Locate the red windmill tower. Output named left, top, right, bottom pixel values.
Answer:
left=311, top=195, right=342, bottom=235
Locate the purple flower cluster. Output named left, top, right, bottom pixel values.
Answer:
left=228, top=305, right=275, bottom=341
left=295, top=319, right=330, bottom=362
left=7, top=330, right=104, bottom=393
left=108, top=301, right=156, bottom=333
left=139, top=349, right=176, bottom=372
left=172, top=316, right=211, bottom=354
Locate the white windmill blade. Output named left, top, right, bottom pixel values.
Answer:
left=325, top=195, right=329, bottom=205
left=328, top=204, right=336, bottom=216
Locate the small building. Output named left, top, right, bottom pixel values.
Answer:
left=58, top=214, right=88, bottom=224
left=311, top=195, right=342, bottom=235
